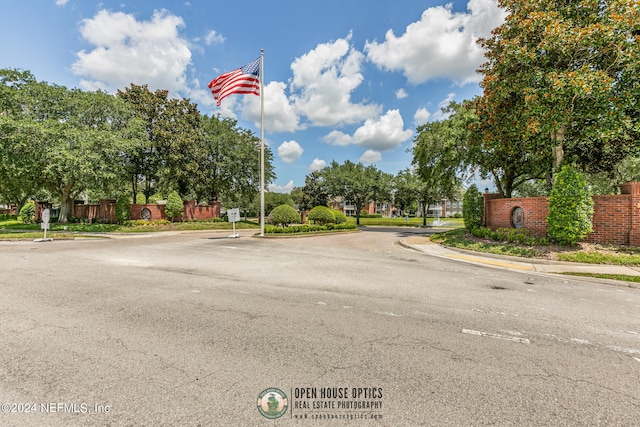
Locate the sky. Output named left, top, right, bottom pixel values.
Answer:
left=1, top=0, right=506, bottom=193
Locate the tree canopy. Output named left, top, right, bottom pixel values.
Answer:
left=0, top=68, right=275, bottom=222
left=321, top=160, right=393, bottom=225
left=477, top=0, right=640, bottom=181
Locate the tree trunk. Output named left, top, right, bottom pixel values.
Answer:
left=131, top=174, right=138, bottom=204
left=547, top=126, right=566, bottom=188
left=58, top=195, right=72, bottom=223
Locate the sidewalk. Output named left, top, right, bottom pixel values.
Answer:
left=399, top=235, right=640, bottom=279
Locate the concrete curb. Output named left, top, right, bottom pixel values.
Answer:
left=398, top=238, right=640, bottom=288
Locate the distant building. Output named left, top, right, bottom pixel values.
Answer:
left=329, top=197, right=393, bottom=217
left=417, top=199, right=463, bottom=218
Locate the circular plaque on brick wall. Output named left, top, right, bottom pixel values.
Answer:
left=141, top=208, right=151, bottom=220
left=511, top=207, right=524, bottom=229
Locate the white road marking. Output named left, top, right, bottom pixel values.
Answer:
left=462, top=329, right=530, bottom=344
left=374, top=311, right=403, bottom=317
left=570, top=338, right=591, bottom=345
left=500, top=330, right=525, bottom=336
left=606, top=345, right=640, bottom=355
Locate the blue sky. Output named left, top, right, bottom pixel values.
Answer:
left=1, top=0, right=505, bottom=193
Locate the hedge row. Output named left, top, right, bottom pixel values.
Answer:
left=265, top=223, right=356, bottom=234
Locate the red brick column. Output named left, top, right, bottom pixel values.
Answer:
left=620, top=182, right=640, bottom=246
left=482, top=193, right=502, bottom=228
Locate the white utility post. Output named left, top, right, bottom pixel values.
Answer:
left=227, top=208, right=240, bottom=238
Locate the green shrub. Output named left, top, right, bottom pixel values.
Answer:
left=18, top=201, right=35, bottom=224
left=359, top=213, right=382, bottom=218
left=463, top=184, right=484, bottom=230
left=470, top=226, right=547, bottom=246
left=135, top=193, right=146, bottom=204
left=149, top=193, right=163, bottom=204
left=125, top=219, right=171, bottom=227
left=264, top=223, right=356, bottom=234
left=165, top=191, right=184, bottom=221
left=307, top=206, right=335, bottom=225
left=332, top=210, right=347, bottom=224
left=115, top=195, right=130, bottom=224
left=547, top=165, right=593, bottom=245
left=268, top=204, right=301, bottom=227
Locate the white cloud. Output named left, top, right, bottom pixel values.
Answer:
left=323, top=110, right=412, bottom=152
left=277, top=140, right=303, bottom=163
left=359, top=150, right=382, bottom=164
left=204, top=30, right=225, bottom=45
left=290, top=34, right=381, bottom=127
left=71, top=9, right=192, bottom=96
left=56, top=0, right=70, bottom=6
left=414, top=107, right=431, bottom=126
left=365, top=0, right=506, bottom=85
left=323, top=130, right=352, bottom=147
left=268, top=180, right=295, bottom=193
left=396, top=88, right=408, bottom=99
left=309, top=158, right=326, bottom=172
left=352, top=110, right=413, bottom=151
left=242, top=81, right=301, bottom=133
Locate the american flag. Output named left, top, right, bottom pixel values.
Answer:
left=208, top=57, right=261, bottom=106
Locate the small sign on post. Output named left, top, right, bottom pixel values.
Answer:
left=35, top=208, right=53, bottom=242
left=227, top=208, right=240, bottom=238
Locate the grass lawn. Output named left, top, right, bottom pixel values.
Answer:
left=432, top=228, right=640, bottom=268
left=0, top=216, right=461, bottom=240
left=0, top=218, right=260, bottom=239
left=346, top=216, right=463, bottom=227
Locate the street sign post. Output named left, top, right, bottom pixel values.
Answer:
left=227, top=208, right=240, bottom=238
left=35, top=208, right=53, bottom=242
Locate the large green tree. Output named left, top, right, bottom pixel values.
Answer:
left=322, top=160, right=392, bottom=225
left=117, top=84, right=202, bottom=201
left=297, top=170, right=330, bottom=211
left=0, top=70, right=51, bottom=211
left=412, top=102, right=476, bottom=182
left=193, top=115, right=275, bottom=206
left=477, top=0, right=640, bottom=184
left=393, top=169, right=420, bottom=216
left=38, top=88, right=142, bottom=222
left=0, top=70, right=141, bottom=221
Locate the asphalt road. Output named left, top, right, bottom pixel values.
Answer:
left=0, top=227, right=639, bottom=426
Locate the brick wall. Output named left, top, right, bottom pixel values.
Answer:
left=485, top=196, right=549, bottom=237
left=483, top=182, right=640, bottom=246
left=130, top=201, right=221, bottom=222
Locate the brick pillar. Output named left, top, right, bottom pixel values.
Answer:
left=620, top=182, right=640, bottom=246
left=209, top=201, right=221, bottom=218
left=482, top=193, right=502, bottom=228
left=183, top=200, right=196, bottom=221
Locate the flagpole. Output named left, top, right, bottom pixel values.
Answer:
left=260, top=48, right=265, bottom=236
